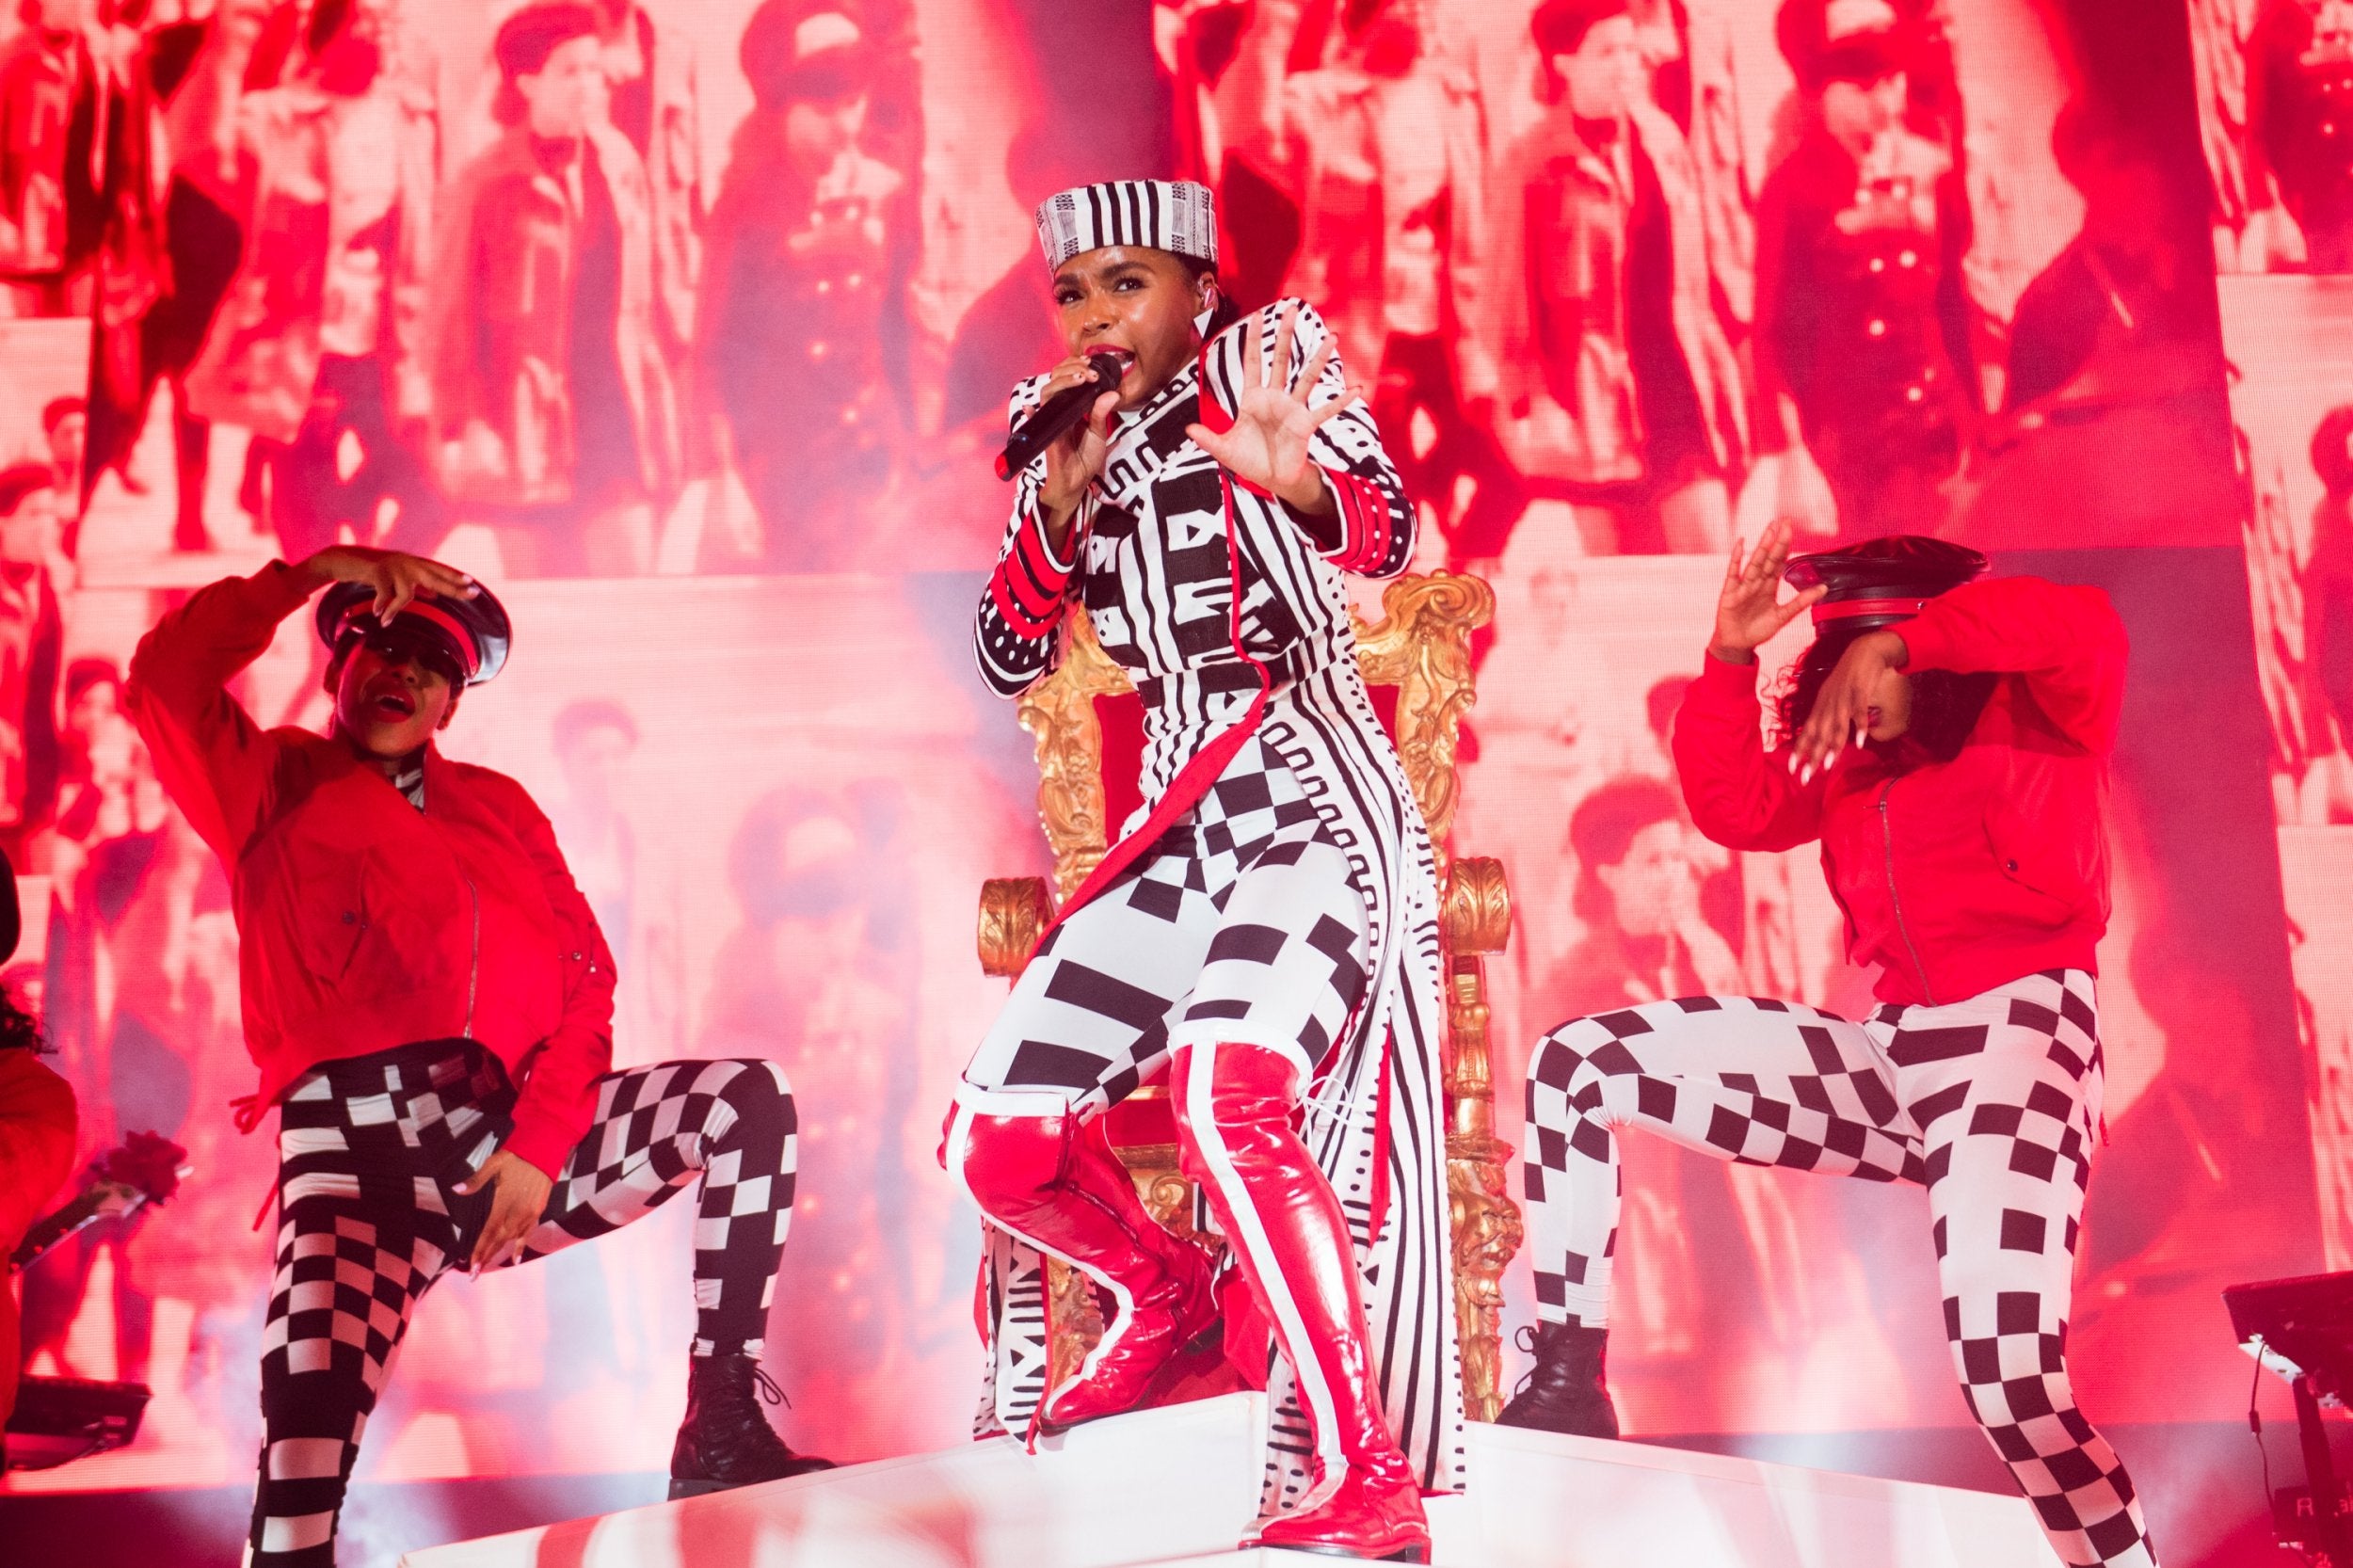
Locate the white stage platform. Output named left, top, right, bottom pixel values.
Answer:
left=398, top=1393, right=2060, bottom=1568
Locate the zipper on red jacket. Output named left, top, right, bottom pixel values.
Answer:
left=462, top=871, right=480, bottom=1038
left=1878, top=777, right=1934, bottom=1005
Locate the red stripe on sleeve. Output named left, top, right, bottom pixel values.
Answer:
left=988, top=562, right=1048, bottom=636
left=1005, top=540, right=1062, bottom=621
left=1014, top=515, right=1074, bottom=589
left=1321, top=469, right=1391, bottom=573
left=991, top=511, right=1075, bottom=635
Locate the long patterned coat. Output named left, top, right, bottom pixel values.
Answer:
left=970, top=298, right=1465, bottom=1503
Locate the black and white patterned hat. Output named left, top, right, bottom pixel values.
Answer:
left=1034, top=180, right=1219, bottom=270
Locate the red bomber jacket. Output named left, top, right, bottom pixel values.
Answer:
left=125, top=565, right=615, bottom=1176
left=1672, top=574, right=2127, bottom=1007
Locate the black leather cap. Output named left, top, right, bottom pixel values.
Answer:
left=1784, top=535, right=1987, bottom=628
left=314, top=581, right=513, bottom=686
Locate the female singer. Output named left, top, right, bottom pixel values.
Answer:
left=1506, top=522, right=2155, bottom=1568
left=947, top=179, right=1456, bottom=1563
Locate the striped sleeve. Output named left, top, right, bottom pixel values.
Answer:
left=974, top=375, right=1079, bottom=697
left=1289, top=300, right=1416, bottom=580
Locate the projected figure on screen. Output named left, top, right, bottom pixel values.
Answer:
left=1212, top=0, right=1525, bottom=566
left=0, top=0, right=141, bottom=319
left=699, top=2, right=910, bottom=572
left=702, top=784, right=921, bottom=1441
left=0, top=466, right=60, bottom=836
left=943, top=120, right=1093, bottom=435
left=2303, top=405, right=2353, bottom=755
left=1506, top=523, right=2157, bottom=1568
left=124, top=547, right=835, bottom=1567
left=0, top=0, right=90, bottom=314
left=1926, top=88, right=2240, bottom=564
left=180, top=0, right=444, bottom=567
left=2250, top=0, right=2353, bottom=271
left=1998, top=95, right=2221, bottom=442
left=36, top=658, right=163, bottom=1121
left=427, top=3, right=680, bottom=579
left=22, top=394, right=85, bottom=574
left=17, top=655, right=173, bottom=1396
left=1531, top=772, right=1832, bottom=1376
left=1752, top=0, right=1975, bottom=542
left=585, top=0, right=703, bottom=379
left=114, top=0, right=290, bottom=554
left=0, top=0, right=168, bottom=476
left=549, top=699, right=639, bottom=976
left=952, top=178, right=1456, bottom=1561
left=1539, top=776, right=1740, bottom=1023
left=1458, top=0, right=1745, bottom=562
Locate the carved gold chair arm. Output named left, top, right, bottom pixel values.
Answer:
left=1353, top=573, right=1494, bottom=866
left=1440, top=856, right=1511, bottom=956
left=978, top=876, right=1054, bottom=979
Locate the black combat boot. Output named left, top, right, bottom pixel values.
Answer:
left=668, top=1354, right=837, bottom=1498
left=1495, top=1321, right=1619, bottom=1438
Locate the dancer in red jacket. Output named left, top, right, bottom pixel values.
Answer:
left=1501, top=522, right=2156, bottom=1568
left=127, top=548, right=828, bottom=1568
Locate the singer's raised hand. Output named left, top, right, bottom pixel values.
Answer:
left=1035, top=356, right=1121, bottom=552
left=1185, top=304, right=1355, bottom=515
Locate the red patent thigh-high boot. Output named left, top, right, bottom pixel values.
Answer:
left=1171, top=1045, right=1429, bottom=1563
left=948, top=1085, right=1215, bottom=1430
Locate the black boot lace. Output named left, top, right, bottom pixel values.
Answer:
left=1511, top=1323, right=1540, bottom=1398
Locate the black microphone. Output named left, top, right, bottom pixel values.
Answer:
left=995, top=349, right=1131, bottom=481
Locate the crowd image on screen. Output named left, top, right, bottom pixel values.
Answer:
left=0, top=0, right=2233, bottom=587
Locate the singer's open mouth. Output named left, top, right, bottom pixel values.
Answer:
left=367, top=683, right=417, bottom=720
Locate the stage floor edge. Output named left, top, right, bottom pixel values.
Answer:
left=396, top=1391, right=2060, bottom=1568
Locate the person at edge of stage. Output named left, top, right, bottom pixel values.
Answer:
left=122, top=546, right=830, bottom=1568
left=1500, top=519, right=2157, bottom=1568
left=950, top=179, right=1459, bottom=1563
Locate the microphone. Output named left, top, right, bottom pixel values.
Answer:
left=995, top=349, right=1132, bottom=481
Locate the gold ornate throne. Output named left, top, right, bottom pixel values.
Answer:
left=975, top=572, right=1524, bottom=1421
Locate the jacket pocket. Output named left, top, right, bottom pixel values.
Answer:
left=1984, top=811, right=2079, bottom=921
left=291, top=856, right=373, bottom=985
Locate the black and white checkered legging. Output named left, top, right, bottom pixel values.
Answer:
left=961, top=734, right=1370, bottom=1105
left=248, top=1041, right=798, bottom=1567
left=1521, top=971, right=2154, bottom=1568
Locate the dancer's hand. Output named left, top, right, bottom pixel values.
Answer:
left=1790, top=629, right=1909, bottom=780
left=1709, top=519, right=1823, bottom=664
left=456, top=1147, right=552, bottom=1271
left=1185, top=303, right=1357, bottom=516
left=296, top=545, right=478, bottom=621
